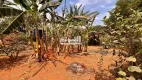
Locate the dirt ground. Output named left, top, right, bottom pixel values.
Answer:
left=0, top=46, right=120, bottom=80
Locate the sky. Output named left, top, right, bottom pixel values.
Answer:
left=7, top=0, right=118, bottom=25
left=57, top=0, right=118, bottom=25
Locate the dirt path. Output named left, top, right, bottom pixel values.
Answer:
left=0, top=46, right=119, bottom=80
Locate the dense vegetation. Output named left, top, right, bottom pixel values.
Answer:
left=103, top=0, right=142, bottom=79
left=0, top=0, right=99, bottom=60
left=0, top=0, right=142, bottom=80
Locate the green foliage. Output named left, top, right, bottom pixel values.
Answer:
left=0, top=1, right=26, bottom=34
left=0, top=32, right=28, bottom=59
left=116, top=56, right=142, bottom=80
left=39, top=0, right=63, bottom=12
left=104, top=9, right=142, bottom=55
left=90, top=25, right=105, bottom=33
left=126, top=76, right=136, bottom=80
left=1, top=11, right=26, bottom=34
left=118, top=71, right=126, bottom=77
left=13, top=0, right=31, bottom=10
left=0, top=0, right=99, bottom=61
left=103, top=0, right=142, bottom=79
left=128, top=66, right=142, bottom=73
left=138, top=49, right=142, bottom=53
left=64, top=4, right=99, bottom=25
left=126, top=56, right=136, bottom=62
left=116, top=78, right=126, bottom=80
left=114, top=0, right=142, bottom=17
left=0, top=7, right=22, bottom=17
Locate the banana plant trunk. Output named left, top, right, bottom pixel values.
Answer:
left=42, top=13, right=48, bottom=51
left=33, top=11, right=40, bottom=60
left=0, top=34, right=5, bottom=47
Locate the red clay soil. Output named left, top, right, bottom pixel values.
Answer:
left=0, top=46, right=120, bottom=80
left=0, top=32, right=19, bottom=45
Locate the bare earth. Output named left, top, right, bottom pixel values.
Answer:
left=0, top=46, right=119, bottom=80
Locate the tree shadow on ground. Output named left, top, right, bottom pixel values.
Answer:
left=0, top=55, right=28, bottom=70
left=94, top=69, right=115, bottom=80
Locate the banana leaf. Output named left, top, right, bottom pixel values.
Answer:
left=73, top=16, right=89, bottom=20
left=0, top=7, right=22, bottom=17
left=3, top=0, right=17, bottom=5
left=39, top=0, right=63, bottom=12
left=13, top=0, right=31, bottom=10
left=1, top=11, right=26, bottom=34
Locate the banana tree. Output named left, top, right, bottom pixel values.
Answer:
left=46, top=4, right=99, bottom=58
left=0, top=1, right=25, bottom=51
left=0, top=0, right=24, bottom=34
left=16, top=0, right=62, bottom=61
left=62, top=4, right=99, bottom=55
left=0, top=0, right=63, bottom=61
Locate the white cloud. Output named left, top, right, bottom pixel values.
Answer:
left=69, top=1, right=74, bottom=5
left=94, top=12, right=110, bottom=25
left=76, top=0, right=117, bottom=25
left=76, top=0, right=96, bottom=6
left=99, top=5, right=106, bottom=8
left=99, top=5, right=115, bottom=9
left=95, top=12, right=107, bottom=20
left=109, top=5, right=116, bottom=9
left=105, top=12, right=110, bottom=18
left=94, top=20, right=103, bottom=25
